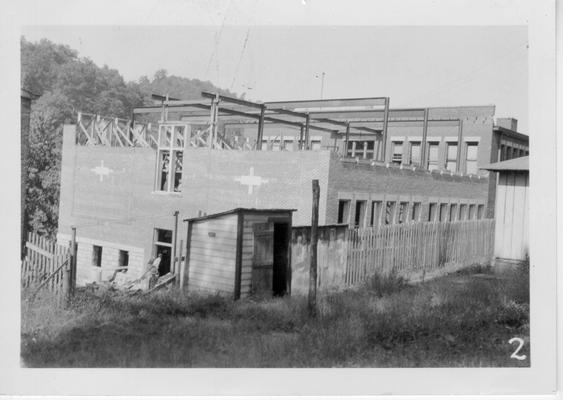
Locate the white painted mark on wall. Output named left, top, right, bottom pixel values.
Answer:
left=91, top=160, right=114, bottom=182
left=234, top=167, right=269, bottom=194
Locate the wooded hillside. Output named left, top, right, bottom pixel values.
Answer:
left=21, top=37, right=237, bottom=237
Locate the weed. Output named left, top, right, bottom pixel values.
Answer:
left=21, top=267, right=529, bottom=368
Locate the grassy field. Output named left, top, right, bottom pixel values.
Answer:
left=21, top=264, right=530, bottom=368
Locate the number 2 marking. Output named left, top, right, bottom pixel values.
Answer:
left=509, top=337, right=526, bottom=360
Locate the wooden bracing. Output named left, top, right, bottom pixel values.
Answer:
left=76, top=112, right=158, bottom=148
left=76, top=112, right=256, bottom=150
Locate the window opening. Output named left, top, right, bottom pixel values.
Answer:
left=384, top=201, right=396, bottom=225
left=156, top=124, right=187, bottom=192
left=427, top=142, right=440, bottom=171
left=459, top=204, right=468, bottom=220
left=411, top=202, right=421, bottom=221
left=409, top=142, right=421, bottom=166
left=354, top=200, right=367, bottom=227
left=439, top=203, right=448, bottom=222
left=468, top=204, right=476, bottom=220
left=119, top=250, right=129, bottom=267
left=446, top=142, right=458, bottom=172
left=397, top=202, right=409, bottom=224
left=466, top=142, right=478, bottom=174
left=428, top=203, right=437, bottom=222
left=370, top=201, right=383, bottom=226
left=337, top=200, right=351, bottom=224
left=92, top=245, right=102, bottom=267
left=391, top=142, right=403, bottom=165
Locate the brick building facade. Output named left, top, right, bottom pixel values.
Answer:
left=58, top=124, right=489, bottom=285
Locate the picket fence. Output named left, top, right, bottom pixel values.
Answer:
left=21, top=232, right=73, bottom=302
left=344, top=219, right=495, bottom=285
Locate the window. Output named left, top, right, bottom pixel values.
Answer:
left=500, top=144, right=507, bottom=161
left=459, top=204, right=468, bottom=220
left=119, top=250, right=129, bottom=267
left=384, top=201, right=396, bottom=225
left=92, top=245, right=102, bottom=267
left=311, top=140, right=322, bottom=151
left=354, top=200, right=367, bottom=227
left=391, top=142, right=403, bottom=165
left=446, top=142, right=458, bottom=172
left=272, top=140, right=281, bottom=151
left=156, top=124, right=187, bottom=192
left=427, top=142, right=440, bottom=171
left=439, top=203, right=448, bottom=222
left=449, top=204, right=458, bottom=221
left=477, top=204, right=485, bottom=219
left=468, top=204, right=476, bottom=220
left=156, top=229, right=172, bottom=244
left=337, top=200, right=351, bottom=224
left=370, top=201, right=383, bottom=226
left=409, top=142, right=421, bottom=166
left=347, top=140, right=375, bottom=159
left=283, top=139, right=294, bottom=151
left=397, top=202, right=409, bottom=224
left=411, top=202, right=421, bottom=221
left=466, top=142, right=479, bottom=175
left=428, top=203, right=437, bottom=222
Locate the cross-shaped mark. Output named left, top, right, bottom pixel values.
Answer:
left=234, top=167, right=269, bottom=194
left=91, top=160, right=114, bottom=182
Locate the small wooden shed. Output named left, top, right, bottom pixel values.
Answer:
left=183, top=208, right=295, bottom=299
left=482, top=156, right=529, bottom=263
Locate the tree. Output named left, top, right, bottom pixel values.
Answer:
left=21, top=36, right=238, bottom=237
left=21, top=38, right=145, bottom=237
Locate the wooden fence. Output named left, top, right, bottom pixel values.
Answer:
left=344, top=219, right=495, bottom=285
left=21, top=232, right=73, bottom=302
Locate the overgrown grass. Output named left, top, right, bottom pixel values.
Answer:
left=21, top=265, right=530, bottom=367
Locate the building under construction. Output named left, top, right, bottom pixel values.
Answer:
left=57, top=92, right=529, bottom=288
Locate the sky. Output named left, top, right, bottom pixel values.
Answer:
left=22, top=25, right=529, bottom=132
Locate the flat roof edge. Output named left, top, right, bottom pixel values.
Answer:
left=184, top=208, right=296, bottom=223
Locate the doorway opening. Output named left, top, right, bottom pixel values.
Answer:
left=153, top=228, right=172, bottom=276
left=272, top=222, right=290, bottom=296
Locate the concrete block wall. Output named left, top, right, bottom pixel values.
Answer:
left=58, top=232, right=146, bottom=285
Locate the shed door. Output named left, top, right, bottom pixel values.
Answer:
left=273, top=222, right=290, bottom=296
left=253, top=230, right=274, bottom=296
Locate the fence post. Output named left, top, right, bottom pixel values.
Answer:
left=177, top=239, right=184, bottom=288
left=172, top=210, right=180, bottom=275
left=308, top=179, right=320, bottom=317
left=62, top=263, right=70, bottom=307
left=70, top=226, right=77, bottom=298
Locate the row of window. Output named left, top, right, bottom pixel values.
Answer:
left=91, top=245, right=129, bottom=267
left=337, top=199, right=486, bottom=227
left=90, top=229, right=173, bottom=271
left=500, top=144, right=528, bottom=161
left=348, top=140, right=481, bottom=175
left=261, top=138, right=322, bottom=151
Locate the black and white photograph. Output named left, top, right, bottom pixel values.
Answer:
left=1, top=0, right=559, bottom=397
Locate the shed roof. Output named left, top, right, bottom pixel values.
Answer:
left=480, top=156, right=529, bottom=172
left=184, top=208, right=296, bottom=223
